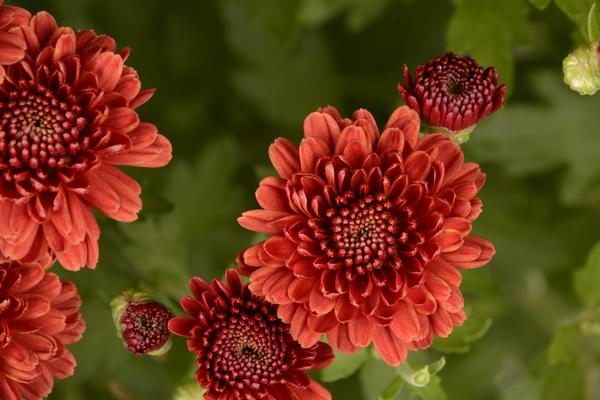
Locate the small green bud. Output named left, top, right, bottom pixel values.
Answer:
left=563, top=41, right=600, bottom=95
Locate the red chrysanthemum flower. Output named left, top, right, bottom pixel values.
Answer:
left=398, top=52, right=506, bottom=133
left=169, top=269, right=334, bottom=400
left=0, top=1, right=30, bottom=82
left=0, top=258, right=85, bottom=400
left=0, top=10, right=172, bottom=270
left=237, top=106, right=495, bottom=366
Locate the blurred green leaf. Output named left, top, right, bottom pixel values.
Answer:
left=224, top=0, right=339, bottom=128
left=587, top=2, right=600, bottom=41
left=298, top=0, right=392, bottom=31
left=321, top=348, right=369, bottom=382
left=122, top=137, right=249, bottom=297
left=539, top=361, right=585, bottom=400
left=529, top=0, right=552, bottom=10
left=447, top=0, right=533, bottom=90
left=472, top=71, right=600, bottom=205
left=433, top=314, right=492, bottom=354
left=548, top=324, right=581, bottom=364
left=359, top=357, right=399, bottom=400
left=556, top=0, right=597, bottom=39
left=379, top=376, right=404, bottom=400
left=407, top=376, right=448, bottom=400
left=574, top=240, right=600, bottom=307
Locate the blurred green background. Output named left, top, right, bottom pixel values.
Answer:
left=9, top=0, right=600, bottom=398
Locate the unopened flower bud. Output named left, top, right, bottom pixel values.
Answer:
left=563, top=41, right=600, bottom=95
left=399, top=52, right=506, bottom=143
left=111, top=290, right=173, bottom=356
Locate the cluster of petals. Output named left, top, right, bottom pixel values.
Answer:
left=169, top=269, right=334, bottom=400
left=0, top=9, right=172, bottom=271
left=237, top=105, right=494, bottom=366
left=0, top=1, right=30, bottom=82
left=0, top=256, right=85, bottom=400
left=398, top=52, right=505, bottom=132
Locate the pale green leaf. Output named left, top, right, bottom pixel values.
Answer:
left=547, top=324, right=581, bottom=364
left=378, top=377, right=404, bottom=400
left=408, top=377, right=448, bottom=400
left=587, top=3, right=600, bottom=42
left=359, top=358, right=399, bottom=400
left=574, top=240, right=600, bottom=307
left=321, top=348, right=369, bottom=382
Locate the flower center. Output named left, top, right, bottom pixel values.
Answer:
left=0, top=81, right=87, bottom=184
left=210, top=306, right=288, bottom=387
left=325, top=193, right=400, bottom=274
left=445, top=75, right=467, bottom=95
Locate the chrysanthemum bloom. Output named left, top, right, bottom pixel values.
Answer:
left=398, top=52, right=505, bottom=139
left=237, top=106, right=495, bottom=366
left=0, top=259, right=85, bottom=399
left=111, top=290, right=173, bottom=356
left=169, top=269, right=334, bottom=400
left=0, top=10, right=172, bottom=270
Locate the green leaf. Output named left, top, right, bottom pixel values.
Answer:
left=574, top=240, right=600, bottom=307
left=539, top=362, right=585, bottom=400
left=121, top=137, right=250, bottom=297
left=471, top=71, right=600, bottom=205
left=408, top=376, right=448, bottom=400
left=529, top=0, right=551, bottom=10
left=243, top=0, right=302, bottom=43
left=378, top=377, right=404, bottom=400
left=224, top=0, right=339, bottom=128
left=547, top=324, right=581, bottom=364
left=433, top=315, right=492, bottom=354
left=556, top=0, right=597, bottom=40
left=321, top=348, right=369, bottom=382
left=298, top=0, right=393, bottom=31
left=587, top=3, right=600, bottom=42
left=359, top=357, right=399, bottom=400
left=447, top=0, right=533, bottom=90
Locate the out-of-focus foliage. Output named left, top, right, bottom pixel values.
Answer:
left=6, top=0, right=599, bottom=398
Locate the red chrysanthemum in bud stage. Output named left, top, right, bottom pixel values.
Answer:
left=0, top=259, right=85, bottom=400
left=237, top=106, right=495, bottom=366
left=111, top=290, right=173, bottom=356
left=0, top=10, right=172, bottom=270
left=398, top=52, right=505, bottom=133
left=169, top=269, right=334, bottom=400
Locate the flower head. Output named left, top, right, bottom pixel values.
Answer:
left=0, top=258, right=85, bottom=399
left=398, top=52, right=505, bottom=134
left=0, top=10, right=172, bottom=270
left=237, top=106, right=494, bottom=366
left=169, top=269, right=334, bottom=400
left=111, top=290, right=173, bottom=356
